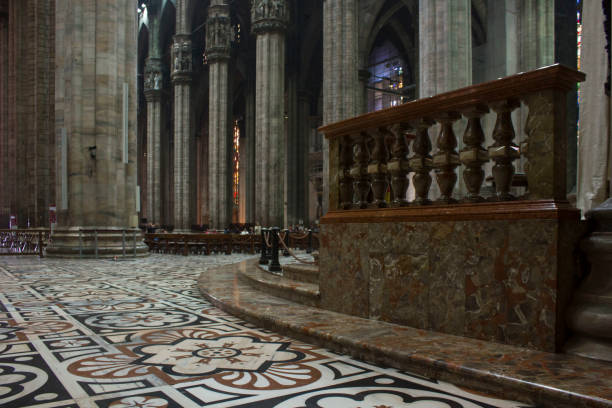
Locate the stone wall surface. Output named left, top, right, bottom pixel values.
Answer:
left=320, top=217, right=583, bottom=352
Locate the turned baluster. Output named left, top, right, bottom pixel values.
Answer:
left=368, top=127, right=390, bottom=208
left=409, top=118, right=434, bottom=205
left=338, top=135, right=354, bottom=210
left=433, top=112, right=461, bottom=204
left=350, top=132, right=371, bottom=209
left=488, top=99, right=520, bottom=200
left=388, top=123, right=412, bottom=207
left=459, top=105, right=489, bottom=202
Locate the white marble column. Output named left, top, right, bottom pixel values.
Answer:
left=577, top=0, right=611, bottom=213
left=48, top=0, right=147, bottom=257
left=419, top=0, right=472, bottom=97
left=322, top=0, right=359, bottom=214
left=245, top=73, right=256, bottom=223
left=0, top=9, right=8, bottom=222
left=206, top=1, right=232, bottom=230
left=252, top=0, right=289, bottom=227
left=144, top=57, right=162, bottom=225
left=171, top=32, right=192, bottom=231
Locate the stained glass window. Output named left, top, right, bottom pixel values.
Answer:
left=233, top=120, right=240, bottom=207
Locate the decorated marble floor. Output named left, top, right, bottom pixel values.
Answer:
left=0, top=254, right=531, bottom=408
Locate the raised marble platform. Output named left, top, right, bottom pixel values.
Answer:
left=282, top=263, right=320, bottom=284
left=238, top=263, right=320, bottom=307
left=199, top=258, right=612, bottom=408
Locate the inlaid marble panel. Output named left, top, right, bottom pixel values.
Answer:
left=320, top=217, right=580, bottom=352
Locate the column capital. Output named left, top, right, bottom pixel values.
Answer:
left=206, top=4, right=232, bottom=62
left=251, top=0, right=289, bottom=35
left=171, top=35, right=192, bottom=83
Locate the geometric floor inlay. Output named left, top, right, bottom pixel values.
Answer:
left=0, top=254, right=532, bottom=407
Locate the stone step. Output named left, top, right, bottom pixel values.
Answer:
left=198, top=259, right=612, bottom=408
left=237, top=263, right=320, bottom=308
left=282, top=263, right=319, bottom=284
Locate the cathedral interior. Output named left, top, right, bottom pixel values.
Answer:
left=0, top=0, right=611, bottom=407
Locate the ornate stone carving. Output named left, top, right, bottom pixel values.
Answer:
left=144, top=58, right=162, bottom=98
left=251, top=0, right=289, bottom=34
left=171, top=35, right=192, bottom=82
left=206, top=5, right=232, bottom=62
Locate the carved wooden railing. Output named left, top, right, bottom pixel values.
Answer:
left=319, top=64, right=585, bottom=215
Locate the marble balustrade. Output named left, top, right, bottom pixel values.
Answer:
left=316, top=64, right=588, bottom=352
left=320, top=64, right=585, bottom=209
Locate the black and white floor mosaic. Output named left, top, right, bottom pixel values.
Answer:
left=0, top=254, right=530, bottom=407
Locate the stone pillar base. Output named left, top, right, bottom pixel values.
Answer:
left=46, top=227, right=149, bottom=258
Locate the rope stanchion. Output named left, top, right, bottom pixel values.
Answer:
left=269, top=227, right=281, bottom=272
left=259, top=228, right=269, bottom=265
left=277, top=232, right=316, bottom=265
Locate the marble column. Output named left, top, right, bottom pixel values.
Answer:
left=297, top=91, right=311, bottom=224
left=322, top=0, right=359, bottom=213
left=48, top=0, right=147, bottom=257
left=3, top=0, right=55, bottom=228
left=419, top=0, right=471, bottom=97
left=0, top=7, right=8, bottom=223
left=171, top=33, right=192, bottom=231
left=286, top=76, right=298, bottom=226
left=144, top=57, right=162, bottom=225
left=206, top=1, right=232, bottom=230
left=577, top=0, right=610, bottom=213
left=252, top=0, right=289, bottom=227
left=244, top=73, right=256, bottom=223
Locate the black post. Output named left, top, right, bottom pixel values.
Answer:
left=307, top=229, right=313, bottom=254
left=259, top=228, right=269, bottom=265
left=269, top=227, right=281, bottom=272
left=282, top=229, right=290, bottom=256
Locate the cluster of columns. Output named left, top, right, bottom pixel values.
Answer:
left=141, top=0, right=294, bottom=230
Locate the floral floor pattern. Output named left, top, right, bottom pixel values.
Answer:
left=0, top=254, right=531, bottom=407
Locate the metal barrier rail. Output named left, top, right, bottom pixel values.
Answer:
left=74, top=228, right=141, bottom=259
left=0, top=229, right=49, bottom=257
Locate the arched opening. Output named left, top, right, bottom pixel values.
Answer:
left=365, top=1, right=416, bottom=112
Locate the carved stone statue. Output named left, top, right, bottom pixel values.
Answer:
left=173, top=43, right=180, bottom=72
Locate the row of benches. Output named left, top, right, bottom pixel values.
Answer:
left=144, top=232, right=319, bottom=256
